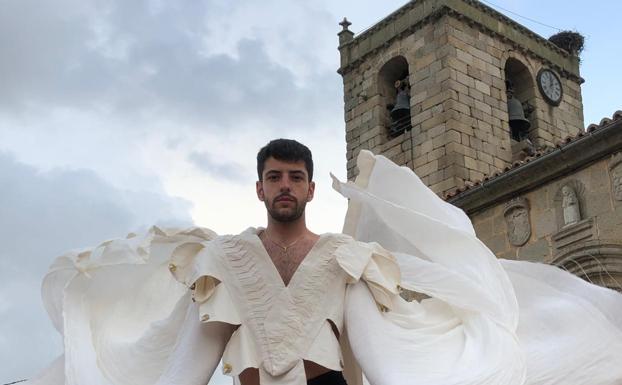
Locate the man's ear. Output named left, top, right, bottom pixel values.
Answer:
left=307, top=181, right=315, bottom=202
left=256, top=180, right=265, bottom=201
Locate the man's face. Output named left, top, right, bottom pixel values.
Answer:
left=256, top=157, right=315, bottom=223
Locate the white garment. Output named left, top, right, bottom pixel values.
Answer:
left=26, top=227, right=399, bottom=385
left=26, top=151, right=622, bottom=385
left=176, top=229, right=351, bottom=385
left=26, top=227, right=226, bottom=385
left=170, top=228, right=401, bottom=385
left=334, top=150, right=622, bottom=385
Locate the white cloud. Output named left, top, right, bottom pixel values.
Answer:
left=0, top=153, right=192, bottom=381
left=200, top=0, right=338, bottom=85
left=0, top=0, right=342, bottom=133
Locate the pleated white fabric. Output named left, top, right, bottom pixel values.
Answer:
left=333, top=150, right=622, bottom=385
left=26, top=150, right=622, bottom=385
left=26, top=226, right=229, bottom=385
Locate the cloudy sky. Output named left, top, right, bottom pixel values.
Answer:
left=1, top=0, right=621, bottom=383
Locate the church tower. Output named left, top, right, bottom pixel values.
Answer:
left=338, top=0, right=584, bottom=194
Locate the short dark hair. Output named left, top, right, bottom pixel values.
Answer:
left=257, top=139, right=313, bottom=181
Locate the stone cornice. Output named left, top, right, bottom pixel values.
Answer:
left=337, top=0, right=581, bottom=82
left=446, top=117, right=622, bottom=215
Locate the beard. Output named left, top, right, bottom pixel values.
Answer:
left=266, top=195, right=307, bottom=223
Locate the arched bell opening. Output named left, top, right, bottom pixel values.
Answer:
left=504, top=58, right=537, bottom=157
left=378, top=56, right=411, bottom=138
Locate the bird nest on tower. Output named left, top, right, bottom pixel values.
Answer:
left=548, top=30, right=585, bottom=56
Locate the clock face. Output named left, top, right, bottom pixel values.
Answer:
left=537, top=69, right=563, bottom=106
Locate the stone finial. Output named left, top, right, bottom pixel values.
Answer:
left=338, top=17, right=354, bottom=46
left=339, top=17, right=352, bottom=31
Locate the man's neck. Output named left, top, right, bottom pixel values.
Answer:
left=264, top=215, right=310, bottom=243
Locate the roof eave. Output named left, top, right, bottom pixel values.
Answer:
left=447, top=118, right=622, bottom=214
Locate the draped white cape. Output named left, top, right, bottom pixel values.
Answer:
left=26, top=150, right=622, bottom=385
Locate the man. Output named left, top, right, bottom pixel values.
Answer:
left=251, top=139, right=343, bottom=383
left=27, top=139, right=622, bottom=385
left=222, top=138, right=350, bottom=384
left=29, top=138, right=381, bottom=385
left=157, top=138, right=358, bottom=385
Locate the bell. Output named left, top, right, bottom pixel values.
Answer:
left=388, top=88, right=411, bottom=137
left=390, top=89, right=410, bottom=119
left=507, top=96, right=530, bottom=141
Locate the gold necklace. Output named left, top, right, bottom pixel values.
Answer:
left=263, top=230, right=305, bottom=252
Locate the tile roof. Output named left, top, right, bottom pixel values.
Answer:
left=444, top=110, right=622, bottom=200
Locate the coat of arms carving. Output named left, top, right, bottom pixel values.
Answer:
left=503, top=197, right=531, bottom=246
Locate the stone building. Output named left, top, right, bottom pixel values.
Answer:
left=338, top=0, right=622, bottom=291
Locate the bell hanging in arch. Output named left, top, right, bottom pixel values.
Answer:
left=507, top=96, right=531, bottom=141
left=389, top=79, right=411, bottom=137
left=390, top=89, right=410, bottom=118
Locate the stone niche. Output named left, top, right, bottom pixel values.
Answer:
left=378, top=56, right=412, bottom=138
left=551, top=180, right=594, bottom=252
left=505, top=57, right=537, bottom=160
left=609, top=152, right=622, bottom=202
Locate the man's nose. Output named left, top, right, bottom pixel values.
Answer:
left=279, top=176, right=292, bottom=191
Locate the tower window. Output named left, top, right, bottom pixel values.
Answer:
left=378, top=56, right=411, bottom=138
left=504, top=59, right=535, bottom=141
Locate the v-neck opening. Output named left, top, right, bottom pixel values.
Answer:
left=252, top=229, right=327, bottom=289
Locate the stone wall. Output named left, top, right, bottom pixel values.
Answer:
left=342, top=10, right=583, bottom=195
left=443, top=16, right=584, bottom=174
left=471, top=152, right=622, bottom=290
left=343, top=20, right=444, bottom=184
left=340, top=0, right=618, bottom=291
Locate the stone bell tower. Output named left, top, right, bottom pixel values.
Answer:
left=338, top=0, right=584, bottom=194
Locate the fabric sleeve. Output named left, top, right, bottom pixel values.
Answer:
left=154, top=296, right=235, bottom=385
left=26, top=226, right=234, bottom=385
left=335, top=240, right=400, bottom=312
left=335, top=150, right=622, bottom=385
left=169, top=239, right=242, bottom=326
left=335, top=151, right=526, bottom=385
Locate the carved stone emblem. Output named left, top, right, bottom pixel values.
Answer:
left=503, top=197, right=531, bottom=246
left=610, top=152, right=622, bottom=201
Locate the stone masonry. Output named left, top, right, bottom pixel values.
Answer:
left=447, top=114, right=622, bottom=291
left=338, top=0, right=584, bottom=195
left=340, top=0, right=622, bottom=291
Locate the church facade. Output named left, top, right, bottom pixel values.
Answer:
left=338, top=0, right=622, bottom=291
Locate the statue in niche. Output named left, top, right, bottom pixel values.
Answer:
left=553, top=180, right=586, bottom=230
left=610, top=153, right=622, bottom=201
left=561, top=185, right=581, bottom=226
left=504, top=197, right=531, bottom=246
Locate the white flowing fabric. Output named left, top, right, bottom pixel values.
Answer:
left=26, top=226, right=231, bottom=385
left=333, top=150, right=622, bottom=385
left=26, top=151, right=622, bottom=385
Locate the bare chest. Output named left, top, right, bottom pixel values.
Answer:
left=262, top=238, right=317, bottom=286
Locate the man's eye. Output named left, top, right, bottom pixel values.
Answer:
left=267, top=175, right=279, bottom=181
